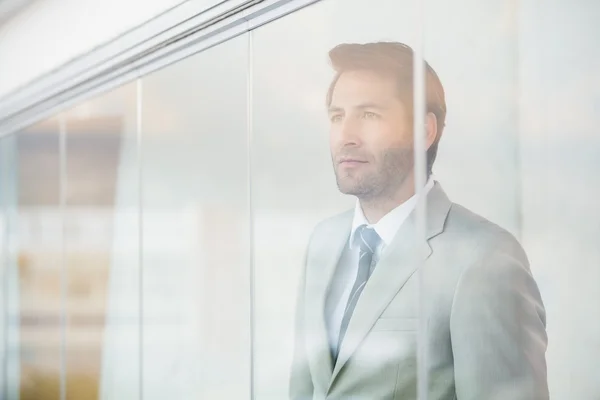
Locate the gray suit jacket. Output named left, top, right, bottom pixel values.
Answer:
left=290, top=182, right=548, bottom=399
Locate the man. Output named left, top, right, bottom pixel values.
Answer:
left=289, top=42, right=548, bottom=399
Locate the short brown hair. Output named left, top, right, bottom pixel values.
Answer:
left=326, top=42, right=447, bottom=176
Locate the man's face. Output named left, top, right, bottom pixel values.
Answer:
left=328, top=70, right=414, bottom=200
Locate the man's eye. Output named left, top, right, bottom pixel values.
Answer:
left=362, top=111, right=379, bottom=120
left=330, top=114, right=343, bottom=123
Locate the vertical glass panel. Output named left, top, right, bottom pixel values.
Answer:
left=1, top=133, right=18, bottom=400
left=422, top=1, right=554, bottom=400
left=12, top=118, right=61, bottom=400
left=61, top=83, right=138, bottom=400
left=251, top=1, right=426, bottom=398
left=519, top=1, right=600, bottom=398
left=0, top=136, right=5, bottom=399
left=140, top=35, right=250, bottom=399
left=423, top=1, right=521, bottom=235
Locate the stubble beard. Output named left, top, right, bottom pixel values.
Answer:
left=333, top=145, right=415, bottom=201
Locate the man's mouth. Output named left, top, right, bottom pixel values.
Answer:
left=338, top=157, right=368, bottom=164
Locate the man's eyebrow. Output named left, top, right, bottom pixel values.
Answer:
left=328, top=102, right=388, bottom=113
left=328, top=105, right=344, bottom=114
left=355, top=102, right=388, bottom=110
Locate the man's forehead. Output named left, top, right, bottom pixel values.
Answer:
left=330, top=71, right=400, bottom=108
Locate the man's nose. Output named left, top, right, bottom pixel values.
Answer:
left=339, top=119, right=361, bottom=146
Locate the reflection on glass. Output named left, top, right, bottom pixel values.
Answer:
left=4, top=83, right=139, bottom=400
left=140, top=35, right=250, bottom=399
left=61, top=83, right=138, bottom=400
left=12, top=118, right=62, bottom=400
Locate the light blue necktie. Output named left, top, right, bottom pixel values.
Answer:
left=334, top=224, right=381, bottom=362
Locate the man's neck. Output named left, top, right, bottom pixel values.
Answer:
left=359, top=177, right=417, bottom=224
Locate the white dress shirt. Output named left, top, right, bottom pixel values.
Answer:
left=325, top=178, right=435, bottom=355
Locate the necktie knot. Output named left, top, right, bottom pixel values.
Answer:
left=358, top=225, right=381, bottom=255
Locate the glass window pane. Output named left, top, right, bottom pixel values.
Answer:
left=12, top=118, right=62, bottom=400
left=140, top=35, right=250, bottom=399
left=1, top=137, right=5, bottom=398
left=424, top=1, right=600, bottom=398
left=251, top=1, right=425, bottom=398
left=519, top=1, right=600, bottom=398
left=422, top=3, right=543, bottom=399
left=424, top=1, right=521, bottom=235
left=61, top=83, right=139, bottom=400
left=1, top=133, right=18, bottom=400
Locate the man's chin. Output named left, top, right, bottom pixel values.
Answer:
left=336, top=181, right=368, bottom=197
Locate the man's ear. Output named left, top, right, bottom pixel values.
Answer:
left=425, top=111, right=438, bottom=150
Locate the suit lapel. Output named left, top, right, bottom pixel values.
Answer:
left=330, top=182, right=452, bottom=383
left=304, top=211, right=353, bottom=393
left=330, top=216, right=425, bottom=382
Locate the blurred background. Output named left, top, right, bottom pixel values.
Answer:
left=0, top=0, right=599, bottom=399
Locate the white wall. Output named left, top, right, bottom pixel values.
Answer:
left=0, top=0, right=187, bottom=99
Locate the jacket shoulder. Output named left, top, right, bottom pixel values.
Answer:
left=443, top=203, right=528, bottom=264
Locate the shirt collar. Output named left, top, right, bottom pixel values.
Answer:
left=349, top=178, right=435, bottom=249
